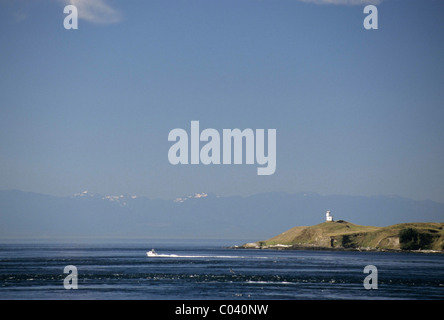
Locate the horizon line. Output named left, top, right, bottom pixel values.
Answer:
left=1, top=188, right=442, bottom=204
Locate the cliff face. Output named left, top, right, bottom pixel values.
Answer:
left=245, top=221, right=444, bottom=252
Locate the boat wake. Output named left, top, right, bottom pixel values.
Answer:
left=146, top=248, right=269, bottom=259
left=147, top=253, right=245, bottom=259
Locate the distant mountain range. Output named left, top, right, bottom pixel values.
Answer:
left=0, top=189, right=443, bottom=240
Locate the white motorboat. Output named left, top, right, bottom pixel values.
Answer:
left=146, top=249, right=158, bottom=257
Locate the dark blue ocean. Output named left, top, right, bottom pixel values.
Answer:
left=1, top=240, right=443, bottom=300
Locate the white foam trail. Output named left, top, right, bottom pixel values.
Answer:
left=149, top=253, right=245, bottom=259
left=246, top=280, right=293, bottom=285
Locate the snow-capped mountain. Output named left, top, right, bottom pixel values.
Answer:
left=73, top=190, right=137, bottom=206
left=74, top=190, right=211, bottom=205
left=174, top=192, right=208, bottom=203
left=1, top=189, right=444, bottom=239
left=73, top=190, right=101, bottom=198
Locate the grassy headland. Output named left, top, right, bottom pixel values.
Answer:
left=239, top=220, right=444, bottom=252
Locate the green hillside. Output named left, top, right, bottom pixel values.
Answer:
left=244, top=220, right=444, bottom=252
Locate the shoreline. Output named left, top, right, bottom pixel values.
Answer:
left=233, top=221, right=444, bottom=254
left=230, top=243, right=444, bottom=254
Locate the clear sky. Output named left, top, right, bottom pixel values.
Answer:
left=1, top=0, right=443, bottom=202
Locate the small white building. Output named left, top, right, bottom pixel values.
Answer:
left=326, top=210, right=333, bottom=222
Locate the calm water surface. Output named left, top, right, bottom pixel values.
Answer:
left=0, top=240, right=443, bottom=300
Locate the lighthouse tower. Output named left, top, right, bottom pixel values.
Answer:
left=326, top=210, right=333, bottom=222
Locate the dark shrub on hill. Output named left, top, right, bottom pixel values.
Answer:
left=399, top=228, right=434, bottom=250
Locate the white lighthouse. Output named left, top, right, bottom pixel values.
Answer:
left=326, top=210, right=333, bottom=222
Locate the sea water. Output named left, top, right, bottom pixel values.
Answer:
left=0, top=239, right=443, bottom=300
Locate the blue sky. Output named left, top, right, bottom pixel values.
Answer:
left=1, top=0, right=443, bottom=202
